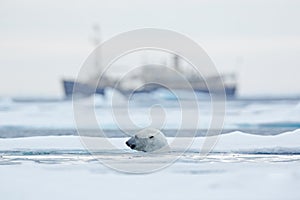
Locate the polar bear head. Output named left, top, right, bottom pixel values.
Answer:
left=125, top=128, right=169, bottom=152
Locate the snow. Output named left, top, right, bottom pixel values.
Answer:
left=1, top=97, right=300, bottom=199
left=1, top=129, right=300, bottom=153
left=0, top=130, right=300, bottom=199
left=0, top=156, right=299, bottom=200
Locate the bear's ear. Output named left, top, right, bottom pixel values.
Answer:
left=149, top=136, right=154, bottom=139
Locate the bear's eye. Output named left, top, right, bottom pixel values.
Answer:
left=149, top=136, right=154, bottom=139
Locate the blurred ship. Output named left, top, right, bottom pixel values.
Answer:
left=62, top=74, right=236, bottom=98
left=62, top=55, right=237, bottom=98
left=62, top=26, right=237, bottom=98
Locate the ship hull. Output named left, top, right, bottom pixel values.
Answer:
left=62, top=79, right=236, bottom=97
left=62, top=80, right=105, bottom=97
left=194, top=86, right=236, bottom=96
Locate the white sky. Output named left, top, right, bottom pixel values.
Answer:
left=0, top=0, right=300, bottom=97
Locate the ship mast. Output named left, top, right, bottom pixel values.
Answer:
left=173, top=54, right=180, bottom=72
left=92, top=24, right=101, bottom=79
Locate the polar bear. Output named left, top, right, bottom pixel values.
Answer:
left=125, top=128, right=169, bottom=152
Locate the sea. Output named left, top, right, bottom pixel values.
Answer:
left=1, top=89, right=299, bottom=138
left=1, top=90, right=300, bottom=199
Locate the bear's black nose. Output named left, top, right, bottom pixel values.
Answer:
left=126, top=139, right=136, bottom=149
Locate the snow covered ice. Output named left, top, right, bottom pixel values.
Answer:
left=0, top=94, right=300, bottom=199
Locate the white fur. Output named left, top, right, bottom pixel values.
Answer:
left=126, top=128, right=169, bottom=152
